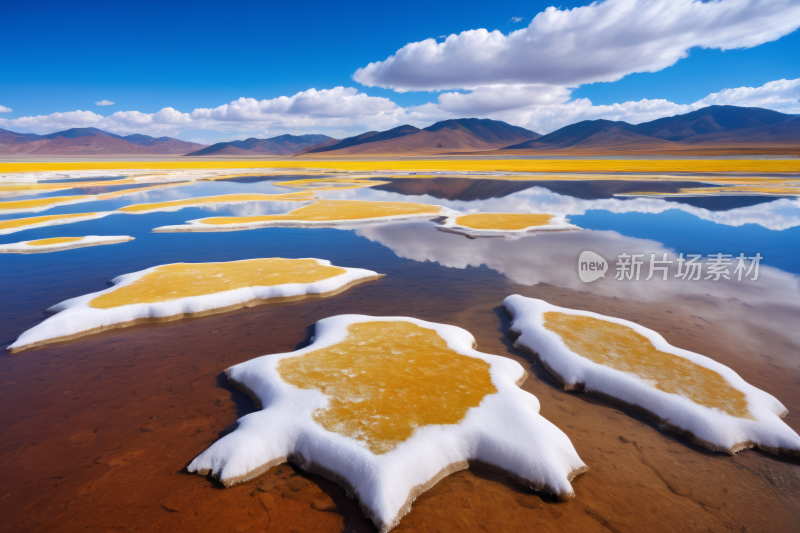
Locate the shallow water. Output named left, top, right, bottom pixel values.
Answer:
left=0, top=174, right=799, bottom=532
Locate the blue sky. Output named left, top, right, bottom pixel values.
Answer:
left=2, top=0, right=799, bottom=141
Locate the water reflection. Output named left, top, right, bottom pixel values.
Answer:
left=328, top=183, right=800, bottom=231
left=357, top=221, right=800, bottom=355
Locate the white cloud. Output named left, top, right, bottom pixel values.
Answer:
left=354, top=0, right=800, bottom=92
left=1, top=78, right=798, bottom=139
left=0, top=105, right=12, bottom=113
left=404, top=78, right=800, bottom=133
left=95, top=100, right=115, bottom=106
left=508, top=16, right=523, bottom=23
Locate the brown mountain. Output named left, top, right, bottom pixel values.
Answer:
left=499, top=106, right=799, bottom=155
left=304, top=125, right=421, bottom=154
left=0, top=127, right=206, bottom=155
left=185, top=134, right=336, bottom=156
left=298, top=119, right=540, bottom=156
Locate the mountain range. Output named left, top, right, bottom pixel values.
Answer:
left=0, top=127, right=206, bottom=155
left=1, top=106, right=797, bottom=157
left=501, top=106, right=799, bottom=154
left=185, top=134, right=335, bottom=156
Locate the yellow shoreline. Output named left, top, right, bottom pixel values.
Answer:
left=2, top=160, right=800, bottom=174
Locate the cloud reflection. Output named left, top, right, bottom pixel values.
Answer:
left=325, top=186, right=800, bottom=231
left=357, top=221, right=800, bottom=353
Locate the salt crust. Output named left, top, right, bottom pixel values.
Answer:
left=439, top=213, right=580, bottom=238
left=187, top=315, right=587, bottom=532
left=116, top=192, right=316, bottom=214
left=503, top=295, right=800, bottom=458
left=8, top=259, right=381, bottom=353
left=0, top=212, right=113, bottom=235
left=153, top=201, right=458, bottom=232
left=0, top=235, right=134, bottom=254
left=0, top=195, right=94, bottom=214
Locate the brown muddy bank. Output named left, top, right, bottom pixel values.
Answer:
left=0, top=270, right=798, bottom=532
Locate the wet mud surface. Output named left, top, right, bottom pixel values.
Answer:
left=1, top=268, right=799, bottom=532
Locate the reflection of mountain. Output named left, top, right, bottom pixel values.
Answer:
left=373, top=177, right=715, bottom=201
left=658, top=195, right=793, bottom=211
left=326, top=182, right=800, bottom=231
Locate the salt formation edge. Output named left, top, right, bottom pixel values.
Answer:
left=8, top=259, right=382, bottom=353
left=439, top=213, right=581, bottom=238
left=502, top=294, right=800, bottom=459
left=152, top=206, right=460, bottom=232
left=187, top=314, right=587, bottom=533
left=0, top=236, right=134, bottom=254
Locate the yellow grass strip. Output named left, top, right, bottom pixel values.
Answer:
left=0, top=213, right=98, bottom=232
left=2, top=160, right=800, bottom=174
left=0, top=195, right=91, bottom=212
left=27, top=237, right=84, bottom=246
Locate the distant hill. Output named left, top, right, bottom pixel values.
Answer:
left=300, top=118, right=540, bottom=156
left=500, top=106, right=799, bottom=154
left=631, top=105, right=792, bottom=140
left=0, top=127, right=206, bottom=155
left=305, top=125, right=421, bottom=154
left=185, top=134, right=335, bottom=156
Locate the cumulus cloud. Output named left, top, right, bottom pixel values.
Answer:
left=95, top=100, right=115, bottom=106
left=354, top=0, right=800, bottom=92
left=0, top=105, right=12, bottom=113
left=1, top=78, right=798, bottom=138
left=0, top=87, right=405, bottom=137
left=508, top=16, right=523, bottom=23
left=404, top=78, right=800, bottom=133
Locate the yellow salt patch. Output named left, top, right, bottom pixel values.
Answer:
left=0, top=195, right=91, bottom=211
left=89, top=258, right=347, bottom=309
left=274, top=177, right=386, bottom=190
left=200, top=199, right=442, bottom=226
left=278, top=321, right=497, bottom=454
left=27, top=237, right=84, bottom=246
left=116, top=192, right=315, bottom=213
left=454, top=213, right=556, bottom=230
left=0, top=213, right=97, bottom=231
left=542, top=312, right=751, bottom=419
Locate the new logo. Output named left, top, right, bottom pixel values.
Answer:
left=578, top=251, right=608, bottom=282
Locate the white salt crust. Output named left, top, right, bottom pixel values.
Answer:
left=187, top=314, right=587, bottom=533
left=0, top=235, right=134, bottom=254
left=152, top=206, right=460, bottom=233
left=503, top=295, right=800, bottom=458
left=8, top=259, right=381, bottom=353
left=0, top=212, right=113, bottom=235
left=439, top=213, right=581, bottom=238
left=116, top=195, right=317, bottom=215
left=0, top=197, right=99, bottom=214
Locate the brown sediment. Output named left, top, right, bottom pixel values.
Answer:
left=1, top=275, right=799, bottom=532
left=8, top=276, right=383, bottom=354
left=211, top=368, right=580, bottom=533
